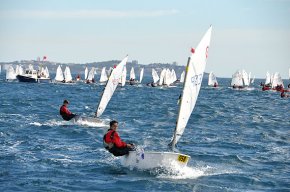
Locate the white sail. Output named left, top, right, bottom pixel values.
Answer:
left=120, top=66, right=127, bottom=86
left=289, top=68, right=290, bottom=79
left=87, top=67, right=96, bottom=81
left=152, top=69, right=159, bottom=83
left=270, top=74, right=274, bottom=84
left=64, top=66, right=73, bottom=82
left=159, top=69, right=166, bottom=86
left=248, top=72, right=251, bottom=85
left=15, top=65, right=20, bottom=75
left=231, top=70, right=243, bottom=86
left=100, top=67, right=108, bottom=82
left=130, top=67, right=136, bottom=80
left=180, top=71, right=185, bottom=83
left=45, top=66, right=50, bottom=78
left=242, top=70, right=249, bottom=86
left=170, top=26, right=212, bottom=147
left=84, top=67, right=88, bottom=80
left=55, top=65, right=64, bottom=82
left=171, top=69, right=177, bottom=83
left=164, top=68, right=171, bottom=85
left=6, top=65, right=16, bottom=80
left=139, top=68, right=144, bottom=83
left=251, top=76, right=255, bottom=84
left=96, top=56, right=128, bottom=117
left=208, top=71, right=218, bottom=86
left=17, top=65, right=24, bottom=75
left=265, top=72, right=271, bottom=85
left=271, top=72, right=284, bottom=88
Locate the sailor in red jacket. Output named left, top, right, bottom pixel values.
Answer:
left=59, top=100, right=76, bottom=121
left=103, top=120, right=135, bottom=156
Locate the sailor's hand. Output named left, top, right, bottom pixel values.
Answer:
left=127, top=144, right=133, bottom=148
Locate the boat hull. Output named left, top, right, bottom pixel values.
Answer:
left=38, top=78, right=51, bottom=83
left=16, top=75, right=38, bottom=83
left=121, top=151, right=190, bottom=170
left=129, top=80, right=137, bottom=85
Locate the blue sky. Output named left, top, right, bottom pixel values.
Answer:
left=0, top=0, right=289, bottom=78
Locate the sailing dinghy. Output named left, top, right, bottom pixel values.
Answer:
left=121, top=26, right=213, bottom=169
left=208, top=71, right=218, bottom=87
left=74, top=56, right=128, bottom=124
left=99, top=67, right=108, bottom=84
left=95, top=56, right=128, bottom=117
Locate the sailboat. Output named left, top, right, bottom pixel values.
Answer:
left=99, top=67, right=108, bottom=84
left=163, top=68, right=172, bottom=86
left=129, top=67, right=137, bottom=85
left=95, top=56, right=128, bottom=117
left=231, top=70, right=246, bottom=89
left=262, top=71, right=272, bottom=91
left=6, top=65, right=17, bottom=81
left=171, top=69, right=177, bottom=84
left=64, top=66, right=73, bottom=83
left=73, top=56, right=128, bottom=124
left=149, top=69, right=159, bottom=87
left=139, top=68, right=144, bottom=84
left=86, top=67, right=96, bottom=83
left=38, top=66, right=51, bottom=83
left=121, top=26, right=213, bottom=169
left=271, top=72, right=284, bottom=91
left=54, top=65, right=64, bottom=82
left=208, top=71, right=218, bottom=87
left=84, top=67, right=88, bottom=81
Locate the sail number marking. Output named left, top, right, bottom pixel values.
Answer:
left=191, top=74, right=203, bottom=86
left=177, top=155, right=189, bottom=163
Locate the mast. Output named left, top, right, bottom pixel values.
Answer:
left=170, top=57, right=191, bottom=149
left=168, top=26, right=212, bottom=149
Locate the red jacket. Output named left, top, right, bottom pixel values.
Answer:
left=60, top=105, right=72, bottom=116
left=104, top=129, right=127, bottom=148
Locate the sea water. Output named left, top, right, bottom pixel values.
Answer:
left=0, top=74, right=289, bottom=191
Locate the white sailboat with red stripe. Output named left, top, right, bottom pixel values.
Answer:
left=121, top=26, right=213, bottom=169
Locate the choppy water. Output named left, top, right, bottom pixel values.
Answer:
left=0, top=74, right=289, bottom=191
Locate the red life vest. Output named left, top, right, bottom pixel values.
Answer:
left=103, top=129, right=115, bottom=150
left=60, top=105, right=71, bottom=116
left=103, top=129, right=127, bottom=150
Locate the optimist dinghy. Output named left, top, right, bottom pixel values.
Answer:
left=121, top=26, right=213, bottom=169
left=73, top=56, right=128, bottom=125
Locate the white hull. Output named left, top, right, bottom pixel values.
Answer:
left=73, top=115, right=103, bottom=123
left=121, top=151, right=190, bottom=170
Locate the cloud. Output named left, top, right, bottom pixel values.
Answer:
left=0, top=9, right=179, bottom=19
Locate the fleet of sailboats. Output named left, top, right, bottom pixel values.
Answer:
left=231, top=69, right=253, bottom=89
left=2, top=26, right=289, bottom=172
left=262, top=71, right=285, bottom=91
